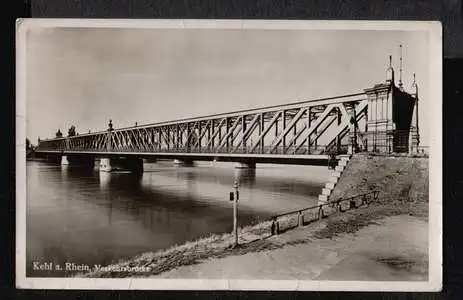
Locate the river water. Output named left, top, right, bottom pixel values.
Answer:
left=26, top=160, right=330, bottom=277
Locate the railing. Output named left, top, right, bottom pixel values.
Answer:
left=35, top=144, right=349, bottom=156
left=416, top=146, right=430, bottom=155
left=361, top=129, right=425, bottom=154
left=269, top=190, right=379, bottom=235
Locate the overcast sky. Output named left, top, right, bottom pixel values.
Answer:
left=25, top=27, right=430, bottom=145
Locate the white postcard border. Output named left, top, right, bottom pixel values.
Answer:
left=16, top=18, right=442, bottom=291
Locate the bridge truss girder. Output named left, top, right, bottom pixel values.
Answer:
left=36, top=95, right=368, bottom=156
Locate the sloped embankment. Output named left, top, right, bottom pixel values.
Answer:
left=330, top=154, right=429, bottom=220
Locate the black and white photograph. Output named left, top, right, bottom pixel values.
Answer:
left=16, top=19, right=442, bottom=291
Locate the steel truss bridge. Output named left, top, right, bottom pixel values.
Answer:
left=35, top=93, right=369, bottom=166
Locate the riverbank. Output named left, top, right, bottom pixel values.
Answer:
left=81, top=154, right=429, bottom=279
left=81, top=201, right=427, bottom=279
left=156, top=213, right=428, bottom=280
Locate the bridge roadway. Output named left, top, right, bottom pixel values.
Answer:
left=34, top=149, right=336, bottom=166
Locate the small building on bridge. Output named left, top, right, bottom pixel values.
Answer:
left=363, top=55, right=420, bottom=154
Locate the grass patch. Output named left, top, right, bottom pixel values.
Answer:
left=313, top=203, right=411, bottom=240
left=80, top=220, right=275, bottom=278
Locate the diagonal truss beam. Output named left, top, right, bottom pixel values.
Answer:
left=193, top=120, right=212, bottom=148
left=231, top=114, right=261, bottom=153
left=206, top=118, right=226, bottom=147
left=216, top=116, right=243, bottom=151
left=267, top=107, right=307, bottom=153
left=249, top=111, right=282, bottom=153
left=292, top=104, right=338, bottom=151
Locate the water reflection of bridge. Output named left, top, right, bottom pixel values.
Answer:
left=55, top=166, right=275, bottom=237
left=155, top=164, right=328, bottom=198
left=99, top=171, right=276, bottom=239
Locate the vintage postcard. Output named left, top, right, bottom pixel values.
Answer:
left=16, top=19, right=442, bottom=291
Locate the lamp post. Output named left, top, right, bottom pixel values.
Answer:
left=230, top=179, right=240, bottom=247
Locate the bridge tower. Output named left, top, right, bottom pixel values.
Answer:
left=363, top=53, right=418, bottom=154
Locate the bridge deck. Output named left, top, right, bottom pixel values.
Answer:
left=34, top=150, right=336, bottom=166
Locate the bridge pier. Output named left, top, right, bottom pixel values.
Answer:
left=61, top=155, right=69, bottom=165
left=99, top=157, right=143, bottom=173
left=173, top=159, right=194, bottom=167
left=234, top=162, right=256, bottom=169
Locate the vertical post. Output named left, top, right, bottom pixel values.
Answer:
left=313, top=111, right=318, bottom=151
left=167, top=127, right=170, bottom=151
left=167, top=128, right=172, bottom=151
left=151, top=130, right=155, bottom=150
left=413, top=81, right=420, bottom=153
left=282, top=110, right=286, bottom=153
left=106, top=119, right=113, bottom=152
left=293, top=118, right=297, bottom=153
left=226, top=118, right=230, bottom=151
left=230, top=119, right=234, bottom=149
left=198, top=121, right=201, bottom=150
left=318, top=205, right=324, bottom=220
left=107, top=131, right=112, bottom=152
left=107, top=119, right=114, bottom=152
left=260, top=113, right=264, bottom=153
left=176, top=124, right=180, bottom=150
left=348, top=109, right=356, bottom=155
left=271, top=217, right=280, bottom=235
left=186, top=124, right=190, bottom=152
left=218, top=121, right=222, bottom=150
left=374, top=94, right=378, bottom=152
left=179, top=127, right=183, bottom=150
left=415, top=98, right=419, bottom=145
left=354, top=110, right=358, bottom=152
left=233, top=179, right=239, bottom=247
left=365, top=110, right=368, bottom=152
left=208, top=121, right=211, bottom=151
left=307, top=108, right=311, bottom=154
left=65, top=137, right=70, bottom=152
left=242, top=116, right=246, bottom=153
left=336, top=107, right=342, bottom=153
left=349, top=198, right=356, bottom=209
